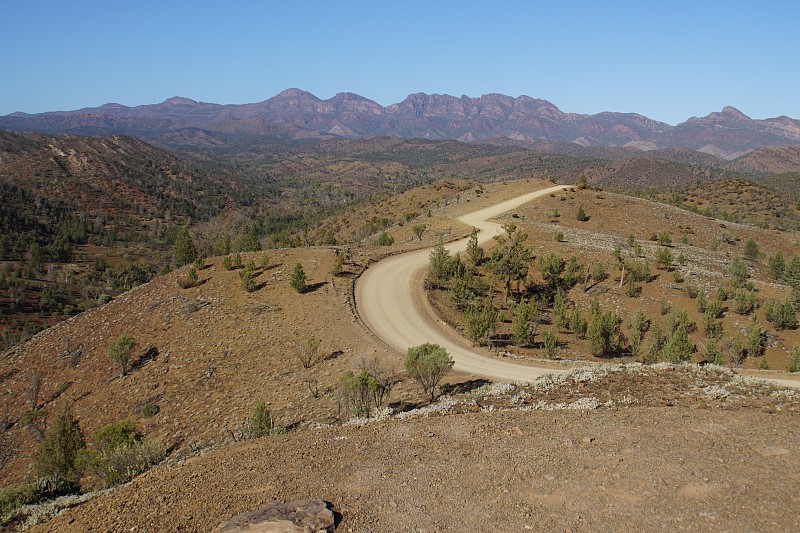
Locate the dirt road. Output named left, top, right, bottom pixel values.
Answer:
left=356, top=184, right=570, bottom=381
left=356, top=183, right=800, bottom=389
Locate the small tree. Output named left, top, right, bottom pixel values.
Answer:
left=662, top=324, right=695, bottom=363
left=290, top=263, right=307, bottom=293
left=428, top=242, right=453, bottom=287
left=768, top=252, right=786, bottom=280
left=411, top=224, right=427, bottom=242
left=511, top=300, right=539, bottom=346
left=338, top=370, right=379, bottom=419
left=576, top=204, right=588, bottom=222
left=541, top=329, right=559, bottom=358
left=249, top=402, right=278, bottom=438
left=745, top=318, right=766, bottom=357
left=729, top=258, right=749, bottom=288
left=764, top=298, right=798, bottom=330
left=742, top=238, right=760, bottom=261
left=705, top=337, right=724, bottom=366
left=34, top=402, right=85, bottom=492
left=404, top=343, right=454, bottom=403
left=654, top=247, right=673, bottom=270
left=108, top=334, right=135, bottom=377
left=240, top=269, right=256, bottom=293
left=464, top=300, right=498, bottom=346
left=788, top=346, right=800, bottom=372
left=539, top=253, right=565, bottom=292
left=465, top=230, right=483, bottom=267
left=172, top=226, right=197, bottom=267
left=585, top=300, right=621, bottom=356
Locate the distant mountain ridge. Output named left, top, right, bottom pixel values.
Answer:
left=3, top=89, right=800, bottom=159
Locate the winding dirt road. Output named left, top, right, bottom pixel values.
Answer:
left=356, top=184, right=570, bottom=382
left=356, top=183, right=800, bottom=389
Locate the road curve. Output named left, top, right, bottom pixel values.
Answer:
left=355, top=183, right=800, bottom=389
left=355, top=184, right=570, bottom=382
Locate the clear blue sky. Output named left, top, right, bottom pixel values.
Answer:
left=2, top=1, right=798, bottom=124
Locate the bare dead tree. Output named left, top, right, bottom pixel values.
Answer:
left=296, top=338, right=322, bottom=369
left=305, top=378, right=320, bottom=399
left=60, top=338, right=84, bottom=368
left=25, top=371, right=42, bottom=411
left=358, top=356, right=399, bottom=408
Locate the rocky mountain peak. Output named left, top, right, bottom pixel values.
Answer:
left=163, top=96, right=198, bottom=106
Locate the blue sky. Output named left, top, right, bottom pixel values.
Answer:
left=1, top=1, right=797, bottom=124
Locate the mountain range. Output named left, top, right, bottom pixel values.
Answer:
left=2, top=89, right=800, bottom=160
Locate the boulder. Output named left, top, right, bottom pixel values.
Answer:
left=216, top=498, right=335, bottom=533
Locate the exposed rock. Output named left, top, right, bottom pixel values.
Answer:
left=215, top=499, right=335, bottom=533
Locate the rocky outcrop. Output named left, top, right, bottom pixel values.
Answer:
left=215, top=499, right=335, bottom=533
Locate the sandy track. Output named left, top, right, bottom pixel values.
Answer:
left=356, top=183, right=800, bottom=389
left=356, top=184, right=570, bottom=381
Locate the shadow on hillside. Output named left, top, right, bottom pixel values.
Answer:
left=131, top=345, right=159, bottom=372
left=324, top=350, right=344, bottom=361
left=441, top=378, right=491, bottom=395
left=305, top=281, right=328, bottom=293
left=388, top=399, right=424, bottom=413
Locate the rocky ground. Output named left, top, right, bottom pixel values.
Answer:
left=32, top=403, right=800, bottom=531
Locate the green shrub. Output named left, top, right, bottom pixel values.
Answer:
left=654, top=247, right=673, bottom=270
left=554, top=232, right=565, bottom=242
left=729, top=258, right=749, bottom=288
left=34, top=403, right=84, bottom=492
left=338, top=371, right=380, bottom=419
left=764, top=298, right=798, bottom=330
left=239, top=261, right=258, bottom=292
left=576, top=205, right=588, bottom=222
left=404, top=343, right=454, bottom=402
left=788, top=346, right=800, bottom=372
left=76, top=419, right=163, bottom=488
left=428, top=242, right=453, bottom=287
left=585, top=300, right=621, bottom=356
left=249, top=402, right=284, bottom=438
left=290, top=263, right=307, bottom=293
left=464, top=300, right=498, bottom=346
left=178, top=266, right=198, bottom=289
left=768, top=252, right=786, bottom=280
left=662, top=324, right=695, bottom=363
left=511, top=300, right=539, bottom=346
left=745, top=318, right=766, bottom=357
left=541, top=329, right=559, bottom=358
left=0, top=483, right=38, bottom=515
left=590, top=262, right=608, bottom=283
left=705, top=337, right=724, bottom=366
left=377, top=232, right=394, bottom=246
left=108, top=334, right=135, bottom=377
left=732, top=288, right=757, bottom=315
left=742, top=238, right=760, bottom=261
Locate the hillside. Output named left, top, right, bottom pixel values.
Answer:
left=726, top=144, right=800, bottom=174
left=1, top=179, right=799, bottom=531
left=0, top=131, right=255, bottom=350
